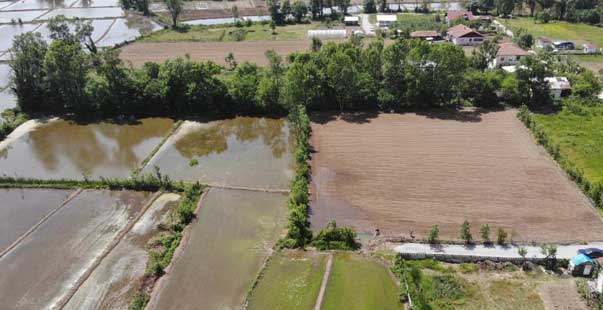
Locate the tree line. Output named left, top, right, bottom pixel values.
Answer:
left=9, top=17, right=600, bottom=120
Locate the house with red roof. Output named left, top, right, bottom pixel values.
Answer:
left=445, top=24, right=484, bottom=46
left=410, top=30, right=442, bottom=41
left=489, top=43, right=530, bottom=68
left=446, top=10, right=474, bottom=24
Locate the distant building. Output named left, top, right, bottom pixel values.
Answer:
left=446, top=24, right=484, bottom=46
left=489, top=43, right=530, bottom=67
left=410, top=30, right=442, bottom=41
left=446, top=10, right=474, bottom=24
left=344, top=16, right=360, bottom=26
left=583, top=43, right=597, bottom=54
left=545, top=77, right=572, bottom=99
left=376, top=14, right=397, bottom=28
left=307, top=29, right=347, bottom=39
left=536, top=37, right=553, bottom=49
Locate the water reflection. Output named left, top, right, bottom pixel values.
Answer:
left=0, top=118, right=174, bottom=179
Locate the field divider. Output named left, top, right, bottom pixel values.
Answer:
left=314, top=252, right=333, bottom=310
left=56, top=190, right=163, bottom=310
left=205, top=183, right=290, bottom=194
left=0, top=188, right=83, bottom=259
left=136, top=120, right=183, bottom=175
left=94, top=18, right=118, bottom=44
left=145, top=188, right=210, bottom=309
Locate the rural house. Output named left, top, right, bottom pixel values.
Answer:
left=376, top=14, right=397, bottom=28
left=445, top=10, right=474, bottom=24
left=536, top=37, right=553, bottom=49
left=410, top=30, right=442, bottom=41
left=545, top=77, right=572, bottom=99
left=446, top=24, right=484, bottom=46
left=489, top=42, right=530, bottom=67
left=344, top=16, right=360, bottom=26
left=583, top=43, right=597, bottom=54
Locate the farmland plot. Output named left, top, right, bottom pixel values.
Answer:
left=97, top=16, right=160, bottom=47
left=310, top=109, right=603, bottom=243
left=143, top=117, right=294, bottom=189
left=0, top=118, right=174, bottom=180
left=0, top=190, right=152, bottom=310
left=148, top=188, right=287, bottom=310
left=0, top=188, right=73, bottom=253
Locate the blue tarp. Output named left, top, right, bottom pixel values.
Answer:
left=571, top=253, right=594, bottom=266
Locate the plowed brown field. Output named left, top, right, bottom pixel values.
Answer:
left=310, top=109, right=603, bottom=243
left=120, top=41, right=311, bottom=67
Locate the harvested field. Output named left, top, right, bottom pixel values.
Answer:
left=148, top=188, right=287, bottom=310
left=247, top=251, right=327, bottom=310
left=120, top=41, right=311, bottom=67
left=142, top=117, right=294, bottom=189
left=63, top=193, right=181, bottom=310
left=310, top=109, right=603, bottom=243
left=0, top=190, right=152, bottom=310
left=0, top=188, right=73, bottom=253
left=322, top=252, right=400, bottom=310
left=0, top=118, right=174, bottom=180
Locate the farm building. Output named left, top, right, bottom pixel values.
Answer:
left=583, top=43, right=597, bottom=54
left=445, top=10, right=474, bottom=24
left=489, top=42, right=530, bottom=68
left=536, top=37, right=553, bottom=49
left=569, top=254, right=595, bottom=277
left=410, top=30, right=442, bottom=41
left=376, top=15, right=397, bottom=28
left=307, top=29, right=347, bottom=39
left=344, top=16, right=359, bottom=26
left=545, top=77, right=572, bottom=99
left=446, top=24, right=484, bottom=46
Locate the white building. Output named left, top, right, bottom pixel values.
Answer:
left=545, top=77, right=572, bottom=99
left=307, top=29, right=347, bottom=39
left=344, top=16, right=360, bottom=26
left=376, top=15, right=397, bottom=28
left=489, top=43, right=530, bottom=68
left=446, top=24, right=484, bottom=46
left=583, top=43, right=597, bottom=54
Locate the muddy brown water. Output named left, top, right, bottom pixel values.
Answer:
left=149, top=188, right=287, bottom=310
left=0, top=118, right=174, bottom=180
left=64, top=193, right=180, bottom=310
left=0, top=188, right=73, bottom=253
left=143, top=117, right=294, bottom=189
left=0, top=190, right=152, bottom=310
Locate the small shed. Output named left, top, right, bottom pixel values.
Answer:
left=376, top=15, right=397, bottom=28
left=583, top=43, right=597, bottom=54
left=307, top=29, right=347, bottom=39
left=410, top=30, right=442, bottom=41
left=545, top=77, right=572, bottom=99
left=569, top=254, right=595, bottom=277
left=344, top=16, right=360, bottom=26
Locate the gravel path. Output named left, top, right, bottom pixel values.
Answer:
left=314, top=253, right=333, bottom=310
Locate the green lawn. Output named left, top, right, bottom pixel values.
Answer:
left=247, top=251, right=327, bottom=310
left=499, top=17, right=603, bottom=46
left=568, top=54, right=603, bottom=73
left=140, top=22, right=325, bottom=43
left=532, top=104, right=603, bottom=184
left=322, top=253, right=401, bottom=310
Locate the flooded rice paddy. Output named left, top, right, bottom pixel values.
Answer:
left=0, top=63, right=11, bottom=88
left=97, top=16, right=160, bottom=47
left=42, top=7, right=124, bottom=19
left=64, top=193, right=181, bottom=310
left=0, top=189, right=152, bottom=310
left=143, top=117, right=294, bottom=189
left=0, top=118, right=174, bottom=180
left=0, top=10, right=47, bottom=23
left=35, top=18, right=115, bottom=44
left=0, top=23, right=41, bottom=51
left=72, top=0, right=120, bottom=7
left=0, top=89, right=17, bottom=121
left=149, top=188, right=287, bottom=310
left=1, top=0, right=79, bottom=10
left=0, top=188, right=73, bottom=253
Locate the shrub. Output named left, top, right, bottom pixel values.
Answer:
left=480, top=224, right=490, bottom=244
left=427, top=225, right=439, bottom=244
left=496, top=228, right=508, bottom=245
left=459, top=220, right=472, bottom=244
left=312, top=220, right=359, bottom=250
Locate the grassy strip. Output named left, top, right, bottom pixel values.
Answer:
left=243, top=251, right=275, bottom=308
left=517, top=105, right=603, bottom=208
left=129, top=182, right=204, bottom=310
left=0, top=171, right=187, bottom=192
left=0, top=110, right=28, bottom=141
left=134, top=120, right=183, bottom=174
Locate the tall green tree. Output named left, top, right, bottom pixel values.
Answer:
left=326, top=50, right=359, bottom=111
left=228, top=62, right=260, bottom=111
left=471, top=39, right=499, bottom=70
left=166, top=0, right=183, bottom=28
left=9, top=32, right=48, bottom=112
left=381, top=40, right=409, bottom=107
left=292, top=0, right=308, bottom=23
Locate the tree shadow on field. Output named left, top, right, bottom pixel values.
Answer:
left=310, top=110, right=379, bottom=125
left=413, top=106, right=502, bottom=123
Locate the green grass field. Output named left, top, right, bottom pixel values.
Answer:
left=322, top=253, right=401, bottom=310
left=140, top=22, right=325, bottom=43
left=532, top=104, right=603, bottom=184
left=499, top=17, right=603, bottom=46
left=247, top=251, right=327, bottom=310
left=568, top=54, right=603, bottom=72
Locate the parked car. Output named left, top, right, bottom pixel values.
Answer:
left=553, top=41, right=575, bottom=50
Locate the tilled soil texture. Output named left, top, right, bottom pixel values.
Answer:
left=310, top=109, right=603, bottom=243
left=120, top=41, right=312, bottom=67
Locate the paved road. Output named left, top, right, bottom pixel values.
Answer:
left=392, top=242, right=603, bottom=260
